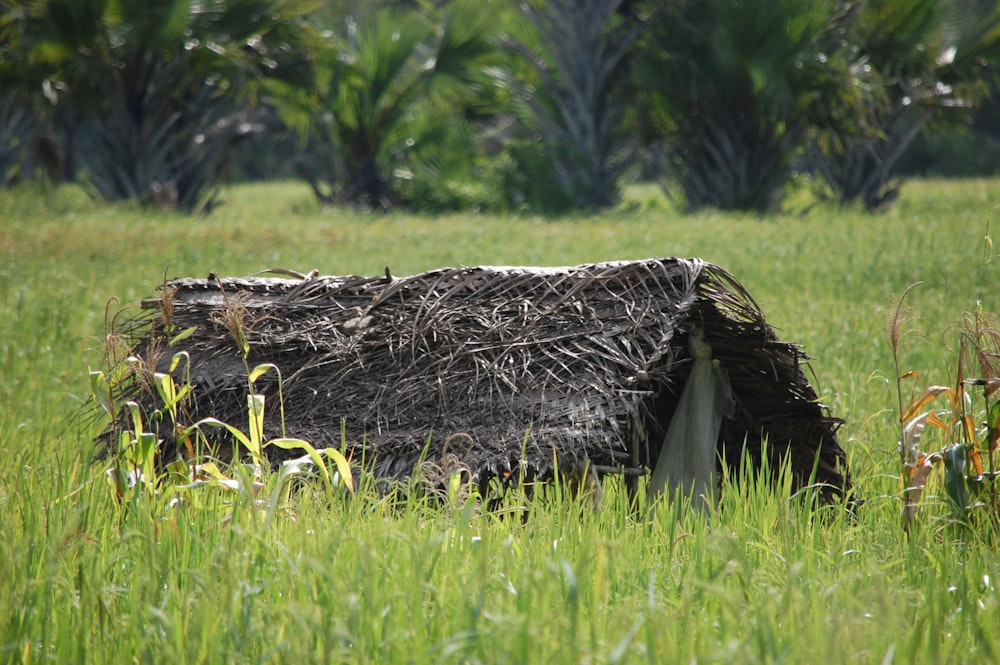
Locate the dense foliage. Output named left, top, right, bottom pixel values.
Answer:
left=632, top=0, right=843, bottom=212
left=2, top=0, right=1000, bottom=213
left=1, top=0, right=317, bottom=212
left=267, top=2, right=500, bottom=209
left=806, top=0, right=1000, bottom=209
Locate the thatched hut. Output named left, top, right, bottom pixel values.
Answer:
left=108, top=258, right=851, bottom=505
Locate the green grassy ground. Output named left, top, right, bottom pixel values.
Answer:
left=1, top=179, right=998, bottom=663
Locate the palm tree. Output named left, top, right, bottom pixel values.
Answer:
left=11, top=0, right=315, bottom=212
left=631, top=0, right=843, bottom=212
left=269, top=3, right=498, bottom=209
left=501, top=0, right=645, bottom=209
left=808, top=0, right=1000, bottom=209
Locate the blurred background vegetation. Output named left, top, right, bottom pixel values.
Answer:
left=2, top=0, right=1000, bottom=215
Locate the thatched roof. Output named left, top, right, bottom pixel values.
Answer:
left=108, top=258, right=851, bottom=502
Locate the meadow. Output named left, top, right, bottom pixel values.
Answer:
left=1, top=178, right=998, bottom=663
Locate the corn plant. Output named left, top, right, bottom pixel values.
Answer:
left=90, top=296, right=355, bottom=528
left=892, top=282, right=1000, bottom=534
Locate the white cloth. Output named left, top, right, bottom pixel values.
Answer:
left=648, top=329, right=735, bottom=513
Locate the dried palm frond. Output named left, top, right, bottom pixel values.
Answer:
left=103, top=258, right=852, bottom=503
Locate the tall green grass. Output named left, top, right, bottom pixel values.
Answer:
left=1, top=178, right=998, bottom=663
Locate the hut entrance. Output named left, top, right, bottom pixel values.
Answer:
left=107, top=258, right=851, bottom=506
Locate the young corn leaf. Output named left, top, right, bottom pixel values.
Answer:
left=137, top=432, right=157, bottom=484
left=155, top=372, right=177, bottom=409
left=119, top=401, right=158, bottom=495
left=165, top=458, right=191, bottom=486
left=154, top=371, right=191, bottom=427
left=269, top=438, right=355, bottom=497
left=122, top=355, right=144, bottom=388
left=89, top=370, right=113, bottom=416
left=168, top=325, right=198, bottom=346
left=248, top=363, right=279, bottom=386
left=447, top=468, right=464, bottom=506
left=126, top=401, right=145, bottom=442
left=168, top=350, right=189, bottom=374
left=194, top=461, right=232, bottom=483
left=183, top=461, right=263, bottom=498
left=247, top=394, right=265, bottom=465
left=182, top=476, right=250, bottom=494
left=183, top=417, right=254, bottom=458
left=247, top=363, right=288, bottom=437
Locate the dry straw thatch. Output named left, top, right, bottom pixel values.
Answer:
left=107, top=258, right=852, bottom=504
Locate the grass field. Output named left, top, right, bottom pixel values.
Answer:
left=2, top=178, right=999, bottom=663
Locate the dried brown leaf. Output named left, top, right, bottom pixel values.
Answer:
left=901, top=386, right=953, bottom=423
left=901, top=452, right=942, bottom=529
